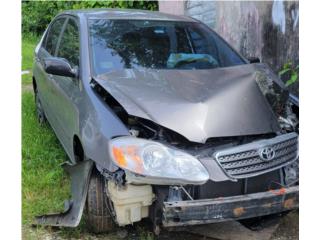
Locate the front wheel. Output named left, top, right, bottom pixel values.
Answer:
left=85, top=168, right=115, bottom=233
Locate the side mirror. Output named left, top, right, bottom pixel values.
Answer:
left=44, top=57, right=78, bottom=78
left=247, top=57, right=261, bottom=64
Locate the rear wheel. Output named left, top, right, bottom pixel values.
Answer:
left=85, top=168, right=115, bottom=233
left=35, top=91, right=46, bottom=125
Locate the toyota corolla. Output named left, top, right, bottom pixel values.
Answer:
left=32, top=9, right=299, bottom=233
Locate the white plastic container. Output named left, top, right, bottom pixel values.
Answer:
left=108, top=182, right=154, bottom=226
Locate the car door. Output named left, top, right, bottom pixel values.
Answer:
left=34, top=17, right=68, bottom=138
left=49, top=17, right=81, bottom=158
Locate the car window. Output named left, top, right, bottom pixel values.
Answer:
left=89, top=19, right=245, bottom=75
left=44, top=18, right=66, bottom=56
left=57, top=18, right=80, bottom=67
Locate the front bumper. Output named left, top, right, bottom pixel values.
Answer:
left=162, top=185, right=298, bottom=227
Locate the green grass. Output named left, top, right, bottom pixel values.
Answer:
left=22, top=73, right=33, bottom=86
left=22, top=35, right=38, bottom=89
left=21, top=92, right=96, bottom=239
left=22, top=35, right=38, bottom=71
left=22, top=92, right=70, bottom=224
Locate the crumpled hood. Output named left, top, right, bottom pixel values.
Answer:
left=94, top=63, right=288, bottom=143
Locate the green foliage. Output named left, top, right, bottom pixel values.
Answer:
left=22, top=0, right=158, bottom=37
left=278, top=62, right=299, bottom=87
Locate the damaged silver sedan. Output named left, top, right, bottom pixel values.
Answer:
left=32, top=9, right=299, bottom=233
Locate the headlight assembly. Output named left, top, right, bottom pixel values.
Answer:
left=109, top=137, right=209, bottom=185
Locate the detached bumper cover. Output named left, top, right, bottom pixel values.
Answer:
left=35, top=160, right=93, bottom=227
left=162, top=185, right=298, bottom=227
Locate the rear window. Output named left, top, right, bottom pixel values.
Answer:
left=89, top=19, right=245, bottom=75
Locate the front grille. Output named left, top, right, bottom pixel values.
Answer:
left=214, top=133, right=298, bottom=179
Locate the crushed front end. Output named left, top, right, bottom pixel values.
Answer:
left=94, top=68, right=299, bottom=230
left=159, top=132, right=299, bottom=227
left=103, top=131, right=298, bottom=230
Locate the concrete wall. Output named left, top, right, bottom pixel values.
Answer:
left=158, top=0, right=185, bottom=15
left=185, top=0, right=216, bottom=28
left=159, top=0, right=299, bottom=95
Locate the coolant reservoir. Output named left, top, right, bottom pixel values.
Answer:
left=107, top=182, right=154, bottom=226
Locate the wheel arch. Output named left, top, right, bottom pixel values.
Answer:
left=32, top=76, right=37, bottom=93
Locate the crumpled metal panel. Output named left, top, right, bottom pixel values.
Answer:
left=35, top=160, right=93, bottom=227
left=95, top=63, right=287, bottom=143
left=162, top=185, right=299, bottom=227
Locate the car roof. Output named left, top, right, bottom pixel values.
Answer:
left=61, top=8, right=197, bottom=22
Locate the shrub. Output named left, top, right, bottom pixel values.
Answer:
left=22, top=0, right=158, bottom=37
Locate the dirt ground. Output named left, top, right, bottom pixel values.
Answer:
left=22, top=210, right=298, bottom=240
left=270, top=211, right=299, bottom=240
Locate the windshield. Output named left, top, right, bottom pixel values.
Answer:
left=89, top=19, right=245, bottom=75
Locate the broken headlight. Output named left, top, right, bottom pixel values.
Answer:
left=109, top=137, right=209, bottom=185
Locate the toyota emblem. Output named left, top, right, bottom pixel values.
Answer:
left=259, top=147, right=276, bottom=161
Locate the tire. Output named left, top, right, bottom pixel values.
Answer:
left=86, top=168, right=115, bottom=233
left=35, top=91, right=46, bottom=125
